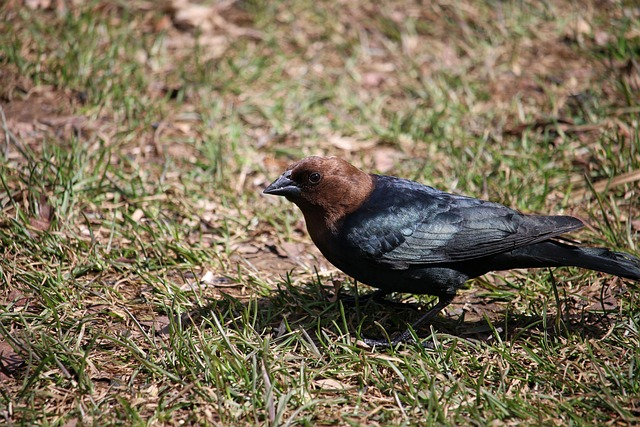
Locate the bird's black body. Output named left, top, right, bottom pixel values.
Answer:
left=264, top=157, right=640, bottom=347
left=323, top=175, right=640, bottom=299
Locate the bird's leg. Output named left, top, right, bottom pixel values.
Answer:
left=362, top=294, right=455, bottom=349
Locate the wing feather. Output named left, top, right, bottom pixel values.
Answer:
left=342, top=176, right=583, bottom=266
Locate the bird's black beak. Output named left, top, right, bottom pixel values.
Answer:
left=263, top=171, right=300, bottom=198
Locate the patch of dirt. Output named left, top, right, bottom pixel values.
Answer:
left=232, top=237, right=333, bottom=283
left=0, top=74, right=93, bottom=159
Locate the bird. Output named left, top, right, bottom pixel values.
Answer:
left=263, top=156, right=640, bottom=347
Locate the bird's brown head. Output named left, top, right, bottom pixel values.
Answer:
left=264, top=156, right=374, bottom=231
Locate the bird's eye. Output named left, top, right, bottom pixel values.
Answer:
left=308, top=172, right=322, bottom=184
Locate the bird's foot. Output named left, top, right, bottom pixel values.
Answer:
left=358, top=296, right=455, bottom=350
left=360, top=329, right=435, bottom=349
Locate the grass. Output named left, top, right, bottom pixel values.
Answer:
left=1, top=0, right=639, bottom=425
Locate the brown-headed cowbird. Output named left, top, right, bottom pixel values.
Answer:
left=264, top=156, right=640, bottom=347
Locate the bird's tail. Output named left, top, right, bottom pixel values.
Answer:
left=496, top=241, right=640, bottom=281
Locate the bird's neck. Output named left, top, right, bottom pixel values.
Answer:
left=299, top=206, right=345, bottom=264
left=299, top=201, right=343, bottom=236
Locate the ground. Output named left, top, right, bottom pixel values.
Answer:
left=1, top=0, right=639, bottom=425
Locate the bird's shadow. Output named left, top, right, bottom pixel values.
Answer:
left=161, top=279, right=616, bottom=350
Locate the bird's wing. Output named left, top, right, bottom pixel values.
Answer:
left=342, top=176, right=583, bottom=266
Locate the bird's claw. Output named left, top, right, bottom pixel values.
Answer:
left=360, top=333, right=435, bottom=350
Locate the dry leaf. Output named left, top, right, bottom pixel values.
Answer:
left=362, top=72, right=386, bottom=88
left=234, top=243, right=260, bottom=254
left=594, top=31, right=610, bottom=47
left=24, top=0, right=51, bottom=9
left=571, top=169, right=640, bottom=201
left=182, top=271, right=235, bottom=291
left=327, top=135, right=376, bottom=152
left=587, top=295, right=618, bottom=312
left=373, top=148, right=399, bottom=173
left=327, top=135, right=358, bottom=151
left=139, top=316, right=171, bottom=332
left=0, top=340, right=23, bottom=374
left=200, top=270, right=216, bottom=285
left=314, top=378, right=348, bottom=390
left=62, top=419, right=79, bottom=427
left=131, top=208, right=144, bottom=222
left=172, top=1, right=215, bottom=32
left=4, top=289, right=28, bottom=309
left=279, top=242, right=305, bottom=259
left=30, top=194, right=53, bottom=231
